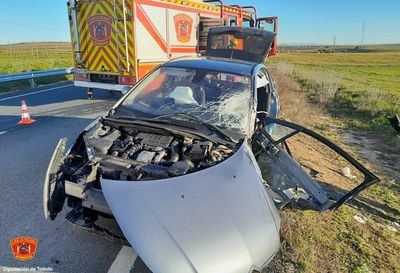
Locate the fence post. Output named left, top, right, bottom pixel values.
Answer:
left=30, top=74, right=35, bottom=88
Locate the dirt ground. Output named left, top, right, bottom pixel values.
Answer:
left=263, top=66, right=400, bottom=273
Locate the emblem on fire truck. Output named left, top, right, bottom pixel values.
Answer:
left=87, top=14, right=113, bottom=46
left=174, top=14, right=193, bottom=43
left=10, top=237, right=38, bottom=260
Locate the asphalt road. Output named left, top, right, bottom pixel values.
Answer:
left=0, top=83, right=150, bottom=273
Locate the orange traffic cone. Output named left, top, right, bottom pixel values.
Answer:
left=17, top=100, right=36, bottom=125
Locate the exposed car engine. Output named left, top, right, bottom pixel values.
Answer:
left=82, top=122, right=234, bottom=182
left=46, top=119, right=235, bottom=223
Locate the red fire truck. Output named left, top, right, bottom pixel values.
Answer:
left=67, top=0, right=278, bottom=93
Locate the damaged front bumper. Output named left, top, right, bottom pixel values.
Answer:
left=43, top=138, right=67, bottom=220
left=43, top=136, right=115, bottom=219
left=43, top=137, right=126, bottom=241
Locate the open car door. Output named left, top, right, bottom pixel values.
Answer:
left=256, top=17, right=278, bottom=56
left=253, top=117, right=380, bottom=211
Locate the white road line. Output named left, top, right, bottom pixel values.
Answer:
left=107, top=246, right=138, bottom=273
left=0, top=84, right=74, bottom=102
left=0, top=130, right=8, bottom=136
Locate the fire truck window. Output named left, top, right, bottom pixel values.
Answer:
left=210, top=34, right=244, bottom=50
left=243, top=19, right=252, bottom=27
left=258, top=20, right=275, bottom=32
left=229, top=17, right=237, bottom=26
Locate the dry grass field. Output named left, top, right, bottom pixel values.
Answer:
left=0, top=42, right=73, bottom=92
left=266, top=46, right=400, bottom=273
left=0, top=42, right=73, bottom=74
left=271, top=48, right=400, bottom=143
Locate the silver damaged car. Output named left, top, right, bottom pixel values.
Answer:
left=43, top=27, right=379, bottom=273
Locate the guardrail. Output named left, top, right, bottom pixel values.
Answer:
left=0, top=68, right=74, bottom=88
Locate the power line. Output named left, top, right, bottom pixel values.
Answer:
left=361, top=22, right=366, bottom=46
left=0, top=19, right=60, bottom=32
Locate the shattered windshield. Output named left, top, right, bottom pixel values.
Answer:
left=121, top=67, right=253, bottom=136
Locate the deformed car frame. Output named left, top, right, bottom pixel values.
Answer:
left=43, top=27, right=379, bottom=273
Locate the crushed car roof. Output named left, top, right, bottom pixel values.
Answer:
left=164, top=56, right=258, bottom=76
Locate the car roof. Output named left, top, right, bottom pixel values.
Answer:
left=163, top=56, right=259, bottom=76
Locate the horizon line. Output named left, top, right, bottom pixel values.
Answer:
left=0, top=41, right=399, bottom=47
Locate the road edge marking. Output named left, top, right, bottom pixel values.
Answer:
left=107, top=246, right=138, bottom=273
left=0, top=84, right=74, bottom=102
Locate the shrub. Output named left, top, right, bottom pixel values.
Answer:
left=296, top=70, right=340, bottom=104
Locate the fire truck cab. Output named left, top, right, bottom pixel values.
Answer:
left=68, top=0, right=278, bottom=93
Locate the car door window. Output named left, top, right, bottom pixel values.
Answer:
left=256, top=68, right=279, bottom=125
left=253, top=117, right=379, bottom=211
left=256, top=69, right=269, bottom=108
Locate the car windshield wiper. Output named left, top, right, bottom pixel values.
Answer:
left=152, top=113, right=236, bottom=143
left=102, top=116, right=233, bottom=147
left=115, top=115, right=202, bottom=131
left=110, top=107, right=237, bottom=143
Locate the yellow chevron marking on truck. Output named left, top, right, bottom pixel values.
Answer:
left=161, top=0, right=219, bottom=11
left=77, top=0, right=135, bottom=74
left=160, top=0, right=251, bottom=16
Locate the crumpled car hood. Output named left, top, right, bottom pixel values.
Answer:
left=101, top=143, right=280, bottom=273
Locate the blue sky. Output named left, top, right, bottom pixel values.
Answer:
left=0, top=0, right=399, bottom=45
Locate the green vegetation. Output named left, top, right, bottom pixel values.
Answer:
left=271, top=48, right=400, bottom=142
left=279, top=44, right=400, bottom=54
left=280, top=207, right=400, bottom=273
left=268, top=46, right=400, bottom=273
left=0, top=42, right=73, bottom=74
left=0, top=42, right=73, bottom=92
left=283, top=149, right=400, bottom=272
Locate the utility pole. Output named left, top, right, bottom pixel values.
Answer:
left=8, top=41, right=14, bottom=63
left=361, top=22, right=366, bottom=47
left=35, top=42, right=39, bottom=59
left=333, top=35, right=336, bottom=51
